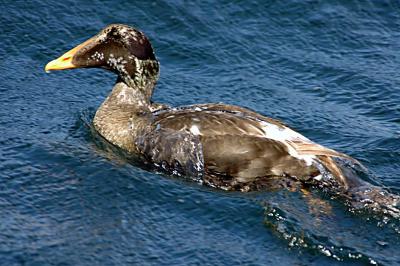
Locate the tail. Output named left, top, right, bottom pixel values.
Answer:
left=316, top=155, right=350, bottom=189
left=291, top=141, right=400, bottom=218
left=316, top=154, right=400, bottom=218
left=288, top=139, right=364, bottom=189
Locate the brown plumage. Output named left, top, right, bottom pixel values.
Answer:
left=45, top=24, right=362, bottom=193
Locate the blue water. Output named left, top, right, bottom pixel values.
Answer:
left=1, top=0, right=400, bottom=265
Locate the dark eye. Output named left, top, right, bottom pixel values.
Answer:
left=107, top=27, right=119, bottom=38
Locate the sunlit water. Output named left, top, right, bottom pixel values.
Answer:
left=1, top=1, right=400, bottom=265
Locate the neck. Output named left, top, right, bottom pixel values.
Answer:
left=120, top=58, right=160, bottom=103
left=93, top=78, right=155, bottom=153
left=107, top=79, right=152, bottom=108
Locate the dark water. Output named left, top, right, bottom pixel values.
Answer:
left=1, top=0, right=400, bottom=265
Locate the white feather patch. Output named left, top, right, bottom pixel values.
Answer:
left=190, top=125, right=201, bottom=136
left=260, top=121, right=316, bottom=166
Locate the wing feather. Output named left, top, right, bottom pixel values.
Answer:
left=150, top=103, right=360, bottom=189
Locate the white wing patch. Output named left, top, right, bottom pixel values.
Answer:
left=190, top=125, right=201, bottom=136
left=260, top=121, right=316, bottom=166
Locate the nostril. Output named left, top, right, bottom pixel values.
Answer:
left=62, top=56, right=71, bottom=61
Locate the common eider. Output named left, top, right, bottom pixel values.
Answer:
left=45, top=24, right=399, bottom=214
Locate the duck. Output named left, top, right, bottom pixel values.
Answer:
left=44, top=24, right=370, bottom=193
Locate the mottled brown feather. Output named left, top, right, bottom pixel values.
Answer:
left=151, top=106, right=322, bottom=186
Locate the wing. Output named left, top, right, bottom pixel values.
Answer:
left=199, top=134, right=319, bottom=184
left=153, top=103, right=354, bottom=160
left=145, top=103, right=363, bottom=190
left=149, top=107, right=320, bottom=182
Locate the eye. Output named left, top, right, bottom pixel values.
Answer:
left=107, top=27, right=119, bottom=38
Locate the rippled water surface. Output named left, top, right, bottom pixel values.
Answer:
left=1, top=0, right=400, bottom=265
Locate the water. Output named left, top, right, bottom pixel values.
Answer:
left=1, top=0, right=400, bottom=265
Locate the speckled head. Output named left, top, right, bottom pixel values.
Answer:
left=45, top=24, right=159, bottom=83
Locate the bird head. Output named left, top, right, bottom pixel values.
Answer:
left=45, top=24, right=159, bottom=89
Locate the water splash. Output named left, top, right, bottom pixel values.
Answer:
left=261, top=190, right=400, bottom=265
